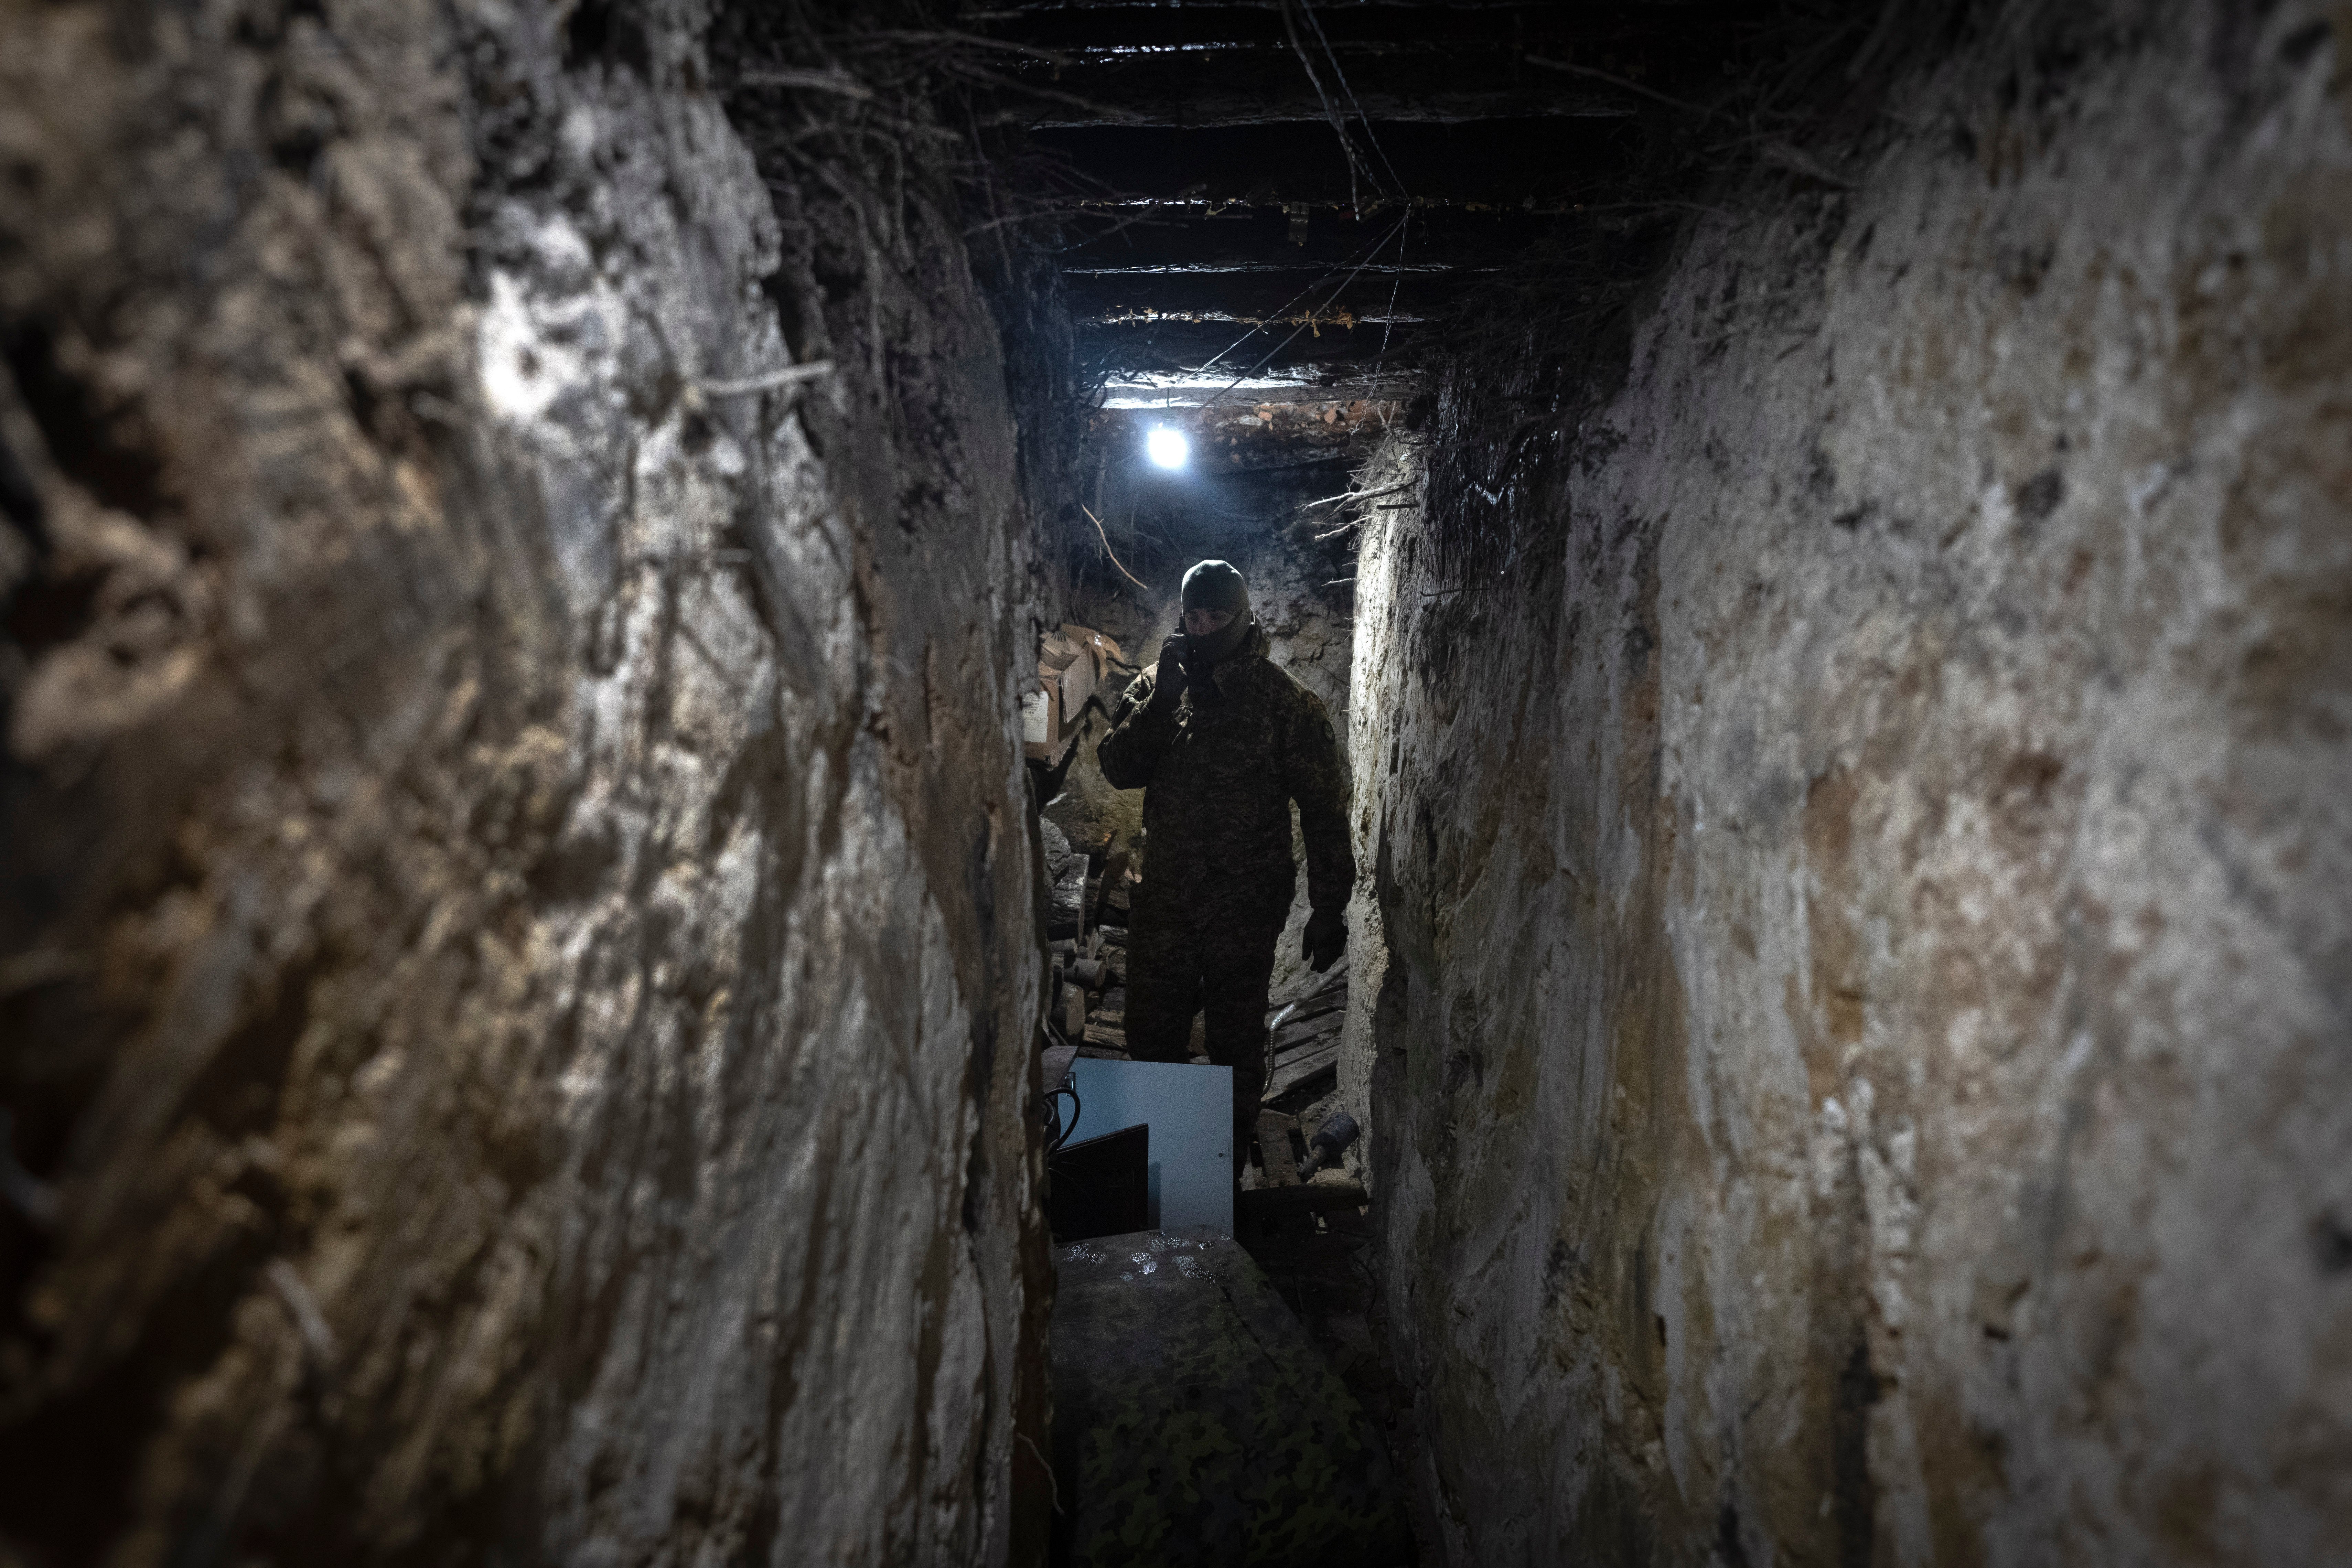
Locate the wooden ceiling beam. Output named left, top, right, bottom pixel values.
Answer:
left=973, top=0, right=1774, bottom=393
left=975, top=1, right=1548, bottom=14
left=1055, top=206, right=1558, bottom=272
left=1076, top=316, right=1434, bottom=377
left=984, top=45, right=1633, bottom=128
left=1032, top=117, right=1639, bottom=206
left=970, top=3, right=1710, bottom=58
left=1063, top=268, right=1475, bottom=322
left=1014, top=87, right=1631, bottom=130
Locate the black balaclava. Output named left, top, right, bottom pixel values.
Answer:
left=1179, top=559, right=1253, bottom=667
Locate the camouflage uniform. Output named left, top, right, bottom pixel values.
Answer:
left=1097, top=622, right=1354, bottom=1146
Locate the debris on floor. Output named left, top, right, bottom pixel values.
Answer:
left=1049, top=1227, right=1411, bottom=1566
left=1238, top=1110, right=1368, bottom=1225
left=1046, top=832, right=1137, bottom=1058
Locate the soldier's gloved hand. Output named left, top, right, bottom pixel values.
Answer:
left=1303, top=908, right=1347, bottom=973
left=1151, top=634, right=1189, bottom=708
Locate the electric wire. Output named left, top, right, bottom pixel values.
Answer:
left=1370, top=206, right=1409, bottom=380
left=1296, top=0, right=1414, bottom=389
left=1111, top=2, right=1425, bottom=427
left=1192, top=211, right=1410, bottom=414
left=1297, top=0, right=1408, bottom=202
left=1183, top=207, right=1409, bottom=382
left=1043, top=1073, right=1081, bottom=1155
left=1278, top=0, right=1385, bottom=208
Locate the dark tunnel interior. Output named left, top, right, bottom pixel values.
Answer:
left=0, top=0, right=2346, bottom=1564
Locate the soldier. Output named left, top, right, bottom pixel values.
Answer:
left=1097, top=559, right=1354, bottom=1177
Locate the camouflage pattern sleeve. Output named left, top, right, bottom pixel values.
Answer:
left=1096, top=667, right=1174, bottom=791
left=1282, top=685, right=1355, bottom=915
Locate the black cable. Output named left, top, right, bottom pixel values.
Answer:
left=1187, top=210, right=1410, bottom=383
left=1300, top=0, right=1412, bottom=394
left=1278, top=0, right=1385, bottom=208
left=1047, top=1079, right=1082, bottom=1156
left=1193, top=211, right=1411, bottom=415
left=1106, top=1, right=1426, bottom=417
left=1370, top=205, right=1410, bottom=382
left=1298, top=0, right=1408, bottom=203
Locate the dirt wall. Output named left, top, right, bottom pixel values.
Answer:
left=1350, top=4, right=2352, bottom=1563
left=0, top=2, right=1049, bottom=1563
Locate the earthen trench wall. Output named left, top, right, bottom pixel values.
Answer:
left=0, top=3, right=1049, bottom=1563
left=1346, top=6, right=2352, bottom=1563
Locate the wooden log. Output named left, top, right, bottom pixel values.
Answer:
left=1032, top=117, right=1633, bottom=207
left=1238, top=1172, right=1368, bottom=1221
left=1056, top=204, right=1550, bottom=274
left=1030, top=84, right=1637, bottom=130
left=1013, top=67, right=1632, bottom=130
left=1081, top=1021, right=1129, bottom=1051
left=976, top=2, right=1634, bottom=50
left=1292, top=990, right=1348, bottom=1021
left=1095, top=374, right=1416, bottom=412
left=1256, top=1111, right=1302, bottom=1187
left=1271, top=1033, right=1339, bottom=1073
left=1048, top=861, right=1089, bottom=937
left=1272, top=1013, right=1343, bottom=1056
left=1273, top=987, right=1347, bottom=1028
left=1267, top=980, right=1347, bottom=1037
left=1075, top=317, right=1434, bottom=378
left=982, top=2, right=1574, bottom=15
left=1064, top=269, right=1471, bottom=326
left=1263, top=1040, right=1339, bottom=1102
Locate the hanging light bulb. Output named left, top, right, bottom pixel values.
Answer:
left=1146, top=426, right=1190, bottom=470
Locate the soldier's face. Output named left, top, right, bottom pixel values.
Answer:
left=1181, top=608, right=1235, bottom=637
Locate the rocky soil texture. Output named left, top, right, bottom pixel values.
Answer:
left=1347, top=5, right=2352, bottom=1563
left=0, top=2, right=1050, bottom=1562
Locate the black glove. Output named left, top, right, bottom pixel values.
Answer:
left=1151, top=633, right=1189, bottom=708
left=1302, top=908, right=1346, bottom=973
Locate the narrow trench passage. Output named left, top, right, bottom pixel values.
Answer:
left=1032, top=394, right=1415, bottom=1561
left=0, top=2, right=2345, bottom=1567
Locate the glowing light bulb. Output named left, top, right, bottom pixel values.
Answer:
left=1146, top=427, right=1190, bottom=470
